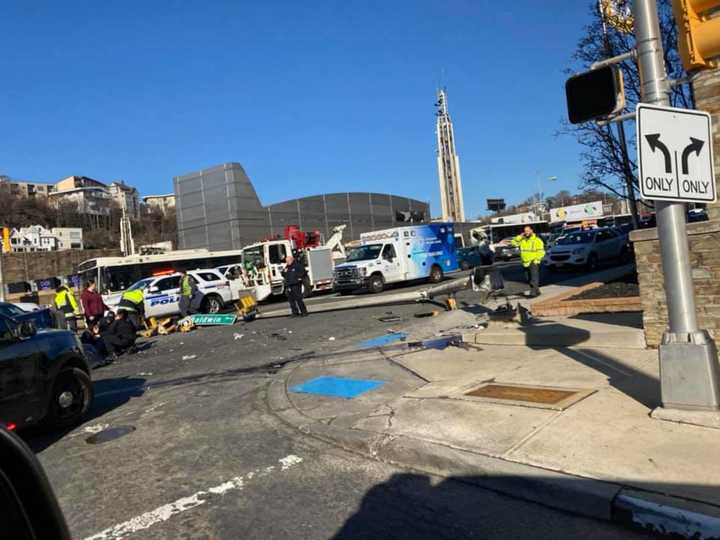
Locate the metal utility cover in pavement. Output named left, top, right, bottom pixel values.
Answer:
left=637, top=104, right=716, bottom=203
left=290, top=376, right=384, bottom=399
left=464, top=383, right=594, bottom=411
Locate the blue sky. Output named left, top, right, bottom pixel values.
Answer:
left=1, top=0, right=594, bottom=218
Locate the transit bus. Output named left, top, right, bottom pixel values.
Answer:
left=76, top=249, right=245, bottom=295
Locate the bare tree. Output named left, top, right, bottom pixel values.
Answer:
left=562, top=0, right=691, bottom=202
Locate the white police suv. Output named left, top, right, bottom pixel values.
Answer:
left=105, top=269, right=233, bottom=318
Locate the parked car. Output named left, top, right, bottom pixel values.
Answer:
left=544, top=227, right=630, bottom=271
left=0, top=302, right=56, bottom=330
left=456, top=245, right=494, bottom=270
left=105, top=269, right=233, bottom=318
left=0, top=314, right=93, bottom=430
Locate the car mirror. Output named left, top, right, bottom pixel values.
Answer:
left=0, top=427, right=71, bottom=539
left=18, top=320, right=36, bottom=339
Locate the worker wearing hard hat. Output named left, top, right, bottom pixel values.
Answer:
left=512, top=225, right=545, bottom=297
left=53, top=285, right=81, bottom=332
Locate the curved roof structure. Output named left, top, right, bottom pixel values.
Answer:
left=174, top=163, right=429, bottom=250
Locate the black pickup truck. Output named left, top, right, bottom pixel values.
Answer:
left=0, top=314, right=93, bottom=431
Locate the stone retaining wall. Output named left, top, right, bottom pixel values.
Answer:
left=0, top=248, right=121, bottom=284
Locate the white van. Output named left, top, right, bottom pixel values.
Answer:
left=105, top=269, right=233, bottom=318
left=333, top=223, right=459, bottom=294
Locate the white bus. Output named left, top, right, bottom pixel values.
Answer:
left=76, top=249, right=245, bottom=295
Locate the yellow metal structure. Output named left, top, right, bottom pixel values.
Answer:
left=673, top=0, right=720, bottom=70
left=600, top=0, right=634, bottom=33
left=235, top=293, right=258, bottom=322
left=2, top=227, right=10, bottom=253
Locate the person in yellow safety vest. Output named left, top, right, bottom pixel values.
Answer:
left=178, top=270, right=198, bottom=318
left=117, top=288, right=145, bottom=330
left=511, top=225, right=545, bottom=298
left=53, top=285, right=80, bottom=332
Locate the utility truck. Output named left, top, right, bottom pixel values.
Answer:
left=333, top=223, right=459, bottom=294
left=241, top=224, right=346, bottom=297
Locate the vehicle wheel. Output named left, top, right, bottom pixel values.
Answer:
left=46, top=367, right=93, bottom=429
left=202, top=294, right=223, bottom=314
left=428, top=265, right=444, bottom=283
left=587, top=253, right=599, bottom=271
left=368, top=274, right=384, bottom=294
left=460, top=261, right=470, bottom=271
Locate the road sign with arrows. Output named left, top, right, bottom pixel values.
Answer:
left=637, top=104, right=716, bottom=203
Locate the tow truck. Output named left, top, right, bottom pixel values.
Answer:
left=241, top=224, right=347, bottom=297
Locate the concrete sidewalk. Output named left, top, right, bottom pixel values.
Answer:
left=267, top=311, right=720, bottom=539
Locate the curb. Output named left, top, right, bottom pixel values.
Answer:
left=462, top=326, right=647, bottom=349
left=268, top=368, right=720, bottom=539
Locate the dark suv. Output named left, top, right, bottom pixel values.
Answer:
left=0, top=314, right=93, bottom=431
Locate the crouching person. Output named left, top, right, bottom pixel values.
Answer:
left=102, top=310, right=138, bottom=362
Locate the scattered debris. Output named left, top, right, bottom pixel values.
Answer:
left=271, top=333, right=288, bottom=341
left=82, top=423, right=110, bottom=435
left=378, top=315, right=402, bottom=323
left=182, top=354, right=197, bottom=361
left=328, top=336, right=336, bottom=341
left=415, top=311, right=440, bottom=318
left=137, top=372, right=153, bottom=376
left=233, top=333, right=244, bottom=340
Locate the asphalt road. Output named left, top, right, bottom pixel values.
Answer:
left=22, top=260, right=650, bottom=540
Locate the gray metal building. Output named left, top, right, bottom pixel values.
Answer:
left=174, top=162, right=430, bottom=250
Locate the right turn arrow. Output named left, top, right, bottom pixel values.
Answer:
left=645, top=134, right=672, bottom=174
left=681, top=137, right=704, bottom=175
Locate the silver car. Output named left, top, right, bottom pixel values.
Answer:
left=544, top=228, right=630, bottom=271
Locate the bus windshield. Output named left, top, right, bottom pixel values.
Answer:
left=127, top=279, right=154, bottom=292
left=346, top=244, right=383, bottom=262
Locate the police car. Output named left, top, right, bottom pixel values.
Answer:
left=105, top=269, right=233, bottom=318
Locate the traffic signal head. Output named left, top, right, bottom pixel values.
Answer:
left=672, top=0, right=720, bottom=71
left=565, top=65, right=625, bottom=124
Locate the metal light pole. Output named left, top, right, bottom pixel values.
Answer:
left=633, top=0, right=720, bottom=419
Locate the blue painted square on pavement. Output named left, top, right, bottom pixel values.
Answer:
left=290, top=376, right=385, bottom=399
left=357, top=332, right=407, bottom=349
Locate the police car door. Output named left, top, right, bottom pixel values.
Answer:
left=146, top=276, right=181, bottom=318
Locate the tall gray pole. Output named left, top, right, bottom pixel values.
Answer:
left=634, top=0, right=720, bottom=417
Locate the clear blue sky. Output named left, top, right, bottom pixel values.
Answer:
left=1, top=0, right=594, bottom=219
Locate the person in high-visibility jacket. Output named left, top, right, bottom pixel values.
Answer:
left=117, top=288, right=145, bottom=330
left=511, top=225, right=545, bottom=297
left=53, top=285, right=80, bottom=332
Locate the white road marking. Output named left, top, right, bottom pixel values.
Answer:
left=84, top=454, right=303, bottom=540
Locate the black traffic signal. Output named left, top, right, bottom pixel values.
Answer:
left=565, top=65, right=625, bottom=124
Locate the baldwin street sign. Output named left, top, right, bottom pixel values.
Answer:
left=637, top=104, right=716, bottom=204
left=190, top=314, right=237, bottom=326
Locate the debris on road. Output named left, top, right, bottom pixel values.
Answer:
left=378, top=315, right=402, bottom=323
left=182, top=354, right=197, bottom=361
left=82, top=423, right=110, bottom=435
left=271, top=333, right=288, bottom=341
left=328, top=336, right=336, bottom=341
left=415, top=310, right=440, bottom=318
left=233, top=333, right=244, bottom=340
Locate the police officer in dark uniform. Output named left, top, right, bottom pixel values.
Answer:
left=282, top=254, right=308, bottom=317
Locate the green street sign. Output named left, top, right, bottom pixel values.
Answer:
left=190, top=314, right=237, bottom=326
